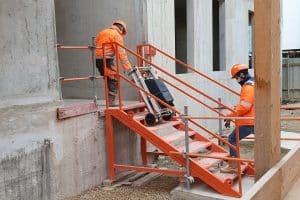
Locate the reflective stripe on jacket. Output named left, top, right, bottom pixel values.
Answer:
left=228, top=79, right=254, bottom=126
left=95, top=25, right=132, bottom=71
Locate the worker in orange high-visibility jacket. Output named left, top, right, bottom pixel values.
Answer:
left=95, top=20, right=132, bottom=106
left=221, top=64, right=254, bottom=173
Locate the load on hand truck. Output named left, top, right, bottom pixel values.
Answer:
left=129, top=66, right=175, bottom=126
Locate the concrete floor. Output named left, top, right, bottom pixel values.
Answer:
left=171, top=176, right=254, bottom=200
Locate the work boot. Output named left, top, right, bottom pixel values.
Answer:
left=220, top=160, right=238, bottom=173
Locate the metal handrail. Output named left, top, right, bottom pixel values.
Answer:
left=137, top=43, right=240, bottom=96
left=111, top=42, right=238, bottom=150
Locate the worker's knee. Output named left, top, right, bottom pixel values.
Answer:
left=228, top=132, right=236, bottom=145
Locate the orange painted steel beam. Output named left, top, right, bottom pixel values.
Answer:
left=281, top=106, right=300, bottom=110
left=112, top=43, right=238, bottom=152
left=114, top=164, right=185, bottom=176
left=114, top=75, right=234, bottom=153
left=169, top=151, right=254, bottom=163
left=160, top=76, right=226, bottom=116
left=60, top=76, right=103, bottom=83
left=56, top=102, right=98, bottom=120
left=182, top=116, right=300, bottom=121
left=183, top=116, right=254, bottom=120
left=106, top=114, right=116, bottom=181
left=189, top=119, right=237, bottom=151
left=109, top=109, right=241, bottom=197
left=244, top=137, right=300, bottom=141
left=119, top=74, right=179, bottom=114
left=116, top=42, right=235, bottom=114
left=281, top=116, right=300, bottom=121
left=139, top=44, right=240, bottom=96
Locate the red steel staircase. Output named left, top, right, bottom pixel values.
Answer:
left=103, top=43, right=254, bottom=198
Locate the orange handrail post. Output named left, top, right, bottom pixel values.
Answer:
left=115, top=44, right=122, bottom=109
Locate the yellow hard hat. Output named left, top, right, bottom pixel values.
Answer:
left=113, top=20, right=127, bottom=35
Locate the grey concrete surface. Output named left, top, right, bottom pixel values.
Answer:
left=0, top=100, right=141, bottom=200
left=54, top=0, right=147, bottom=100
left=171, top=176, right=254, bottom=200
left=172, top=0, right=254, bottom=135
left=0, top=0, right=60, bottom=107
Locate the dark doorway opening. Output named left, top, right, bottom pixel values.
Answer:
left=175, top=0, right=187, bottom=74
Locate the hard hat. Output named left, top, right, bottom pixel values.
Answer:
left=231, top=64, right=248, bottom=78
left=113, top=20, right=127, bottom=35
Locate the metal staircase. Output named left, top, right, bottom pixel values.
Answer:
left=103, top=43, right=254, bottom=198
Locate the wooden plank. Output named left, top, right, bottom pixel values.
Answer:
left=57, top=102, right=98, bottom=120
left=132, top=172, right=162, bottom=187
left=102, top=171, right=136, bottom=186
left=254, top=0, right=281, bottom=180
left=243, top=147, right=300, bottom=200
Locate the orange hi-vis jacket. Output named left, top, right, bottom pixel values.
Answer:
left=95, top=25, right=132, bottom=78
left=228, top=78, right=254, bottom=126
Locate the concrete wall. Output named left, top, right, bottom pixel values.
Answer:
left=172, top=0, right=253, bottom=134
left=146, top=0, right=175, bottom=75
left=0, top=0, right=60, bottom=108
left=0, top=101, right=139, bottom=200
left=0, top=1, right=141, bottom=199
left=55, top=0, right=147, bottom=100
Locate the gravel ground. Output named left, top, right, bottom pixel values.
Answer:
left=65, top=175, right=179, bottom=200
left=66, top=103, right=300, bottom=200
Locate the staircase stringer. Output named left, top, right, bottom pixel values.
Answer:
left=179, top=125, right=229, bottom=153
left=106, top=109, right=241, bottom=197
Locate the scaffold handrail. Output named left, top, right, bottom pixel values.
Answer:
left=137, top=43, right=240, bottom=96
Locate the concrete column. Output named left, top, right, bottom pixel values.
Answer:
left=0, top=0, right=60, bottom=107
left=225, top=0, right=249, bottom=68
left=187, top=0, right=213, bottom=73
left=146, top=0, right=175, bottom=74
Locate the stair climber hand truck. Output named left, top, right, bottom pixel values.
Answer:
left=129, top=65, right=175, bottom=126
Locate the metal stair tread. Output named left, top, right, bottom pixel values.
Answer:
left=213, top=163, right=248, bottom=184
left=162, top=130, right=196, bottom=143
left=147, top=120, right=182, bottom=131
left=122, top=102, right=146, bottom=111
left=196, top=152, right=229, bottom=169
left=176, top=140, right=212, bottom=153
left=133, top=111, right=149, bottom=121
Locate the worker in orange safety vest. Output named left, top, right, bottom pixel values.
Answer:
left=95, top=20, right=132, bottom=106
left=220, top=64, right=254, bottom=173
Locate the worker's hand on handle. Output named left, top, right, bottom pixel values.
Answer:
left=224, top=119, right=231, bottom=128
left=124, top=66, right=136, bottom=77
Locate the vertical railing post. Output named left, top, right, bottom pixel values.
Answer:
left=115, top=43, right=122, bottom=109
left=91, top=37, right=97, bottom=103
left=103, top=43, right=110, bottom=109
left=287, top=52, right=290, bottom=100
left=218, top=98, right=223, bottom=145
left=235, top=123, right=242, bottom=195
left=183, top=106, right=192, bottom=190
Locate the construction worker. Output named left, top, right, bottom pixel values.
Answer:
left=95, top=20, right=132, bottom=106
left=221, top=64, right=254, bottom=173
